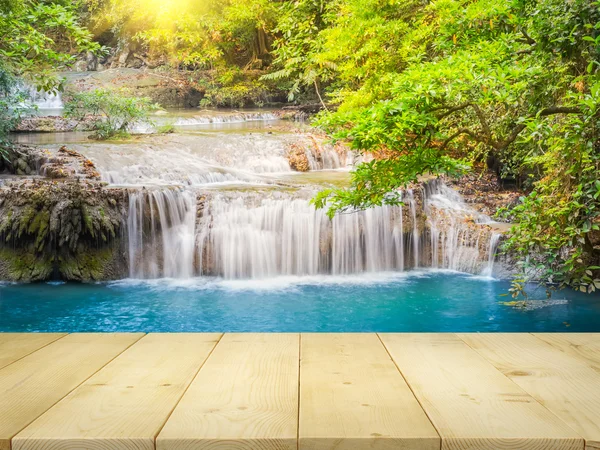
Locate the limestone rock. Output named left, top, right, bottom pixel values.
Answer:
left=286, top=143, right=310, bottom=172
left=0, top=179, right=129, bottom=282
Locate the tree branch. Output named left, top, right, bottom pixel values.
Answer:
left=539, top=106, right=581, bottom=116
left=471, top=103, right=493, bottom=141
left=497, top=107, right=582, bottom=149
left=440, top=128, right=487, bottom=150
left=314, top=80, right=329, bottom=112
left=434, top=103, right=472, bottom=120
left=519, top=29, right=536, bottom=46
left=440, top=105, right=582, bottom=151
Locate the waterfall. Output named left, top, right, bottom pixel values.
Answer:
left=423, top=180, right=495, bottom=274
left=125, top=180, right=501, bottom=279
left=481, top=233, right=501, bottom=277
left=127, top=188, right=197, bottom=278
left=28, top=87, right=63, bottom=110
left=173, top=112, right=278, bottom=126
left=196, top=195, right=408, bottom=278
left=406, top=190, right=420, bottom=268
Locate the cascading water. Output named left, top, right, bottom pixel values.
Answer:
left=66, top=112, right=502, bottom=280
left=196, top=194, right=408, bottom=278
left=28, top=87, right=64, bottom=110
left=481, top=233, right=501, bottom=277
left=127, top=188, right=197, bottom=278
left=123, top=182, right=499, bottom=279
left=424, top=180, right=499, bottom=273
left=406, top=189, right=420, bottom=268
left=173, top=112, right=279, bottom=126
left=78, top=133, right=351, bottom=186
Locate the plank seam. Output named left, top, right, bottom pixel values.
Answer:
left=9, top=332, right=147, bottom=450
left=457, top=332, right=588, bottom=445
left=376, top=333, right=443, bottom=450
left=152, top=332, right=225, bottom=450
left=0, top=333, right=68, bottom=372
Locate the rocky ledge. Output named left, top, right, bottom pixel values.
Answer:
left=0, top=144, right=128, bottom=282
left=0, top=179, right=128, bottom=282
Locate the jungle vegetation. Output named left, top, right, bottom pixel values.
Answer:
left=0, top=0, right=599, bottom=292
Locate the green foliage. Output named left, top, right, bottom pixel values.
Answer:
left=0, top=0, right=101, bottom=158
left=262, top=0, right=338, bottom=103
left=271, top=0, right=600, bottom=292
left=0, top=0, right=102, bottom=91
left=155, top=123, right=175, bottom=134
left=0, top=65, right=30, bottom=159
left=499, top=81, right=600, bottom=294
left=87, top=0, right=276, bottom=70
left=64, top=89, right=157, bottom=139
left=196, top=68, right=276, bottom=108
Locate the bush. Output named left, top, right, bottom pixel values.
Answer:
left=64, top=89, right=158, bottom=140
left=155, top=123, right=175, bottom=134
left=197, top=69, right=280, bottom=108
left=0, top=66, right=31, bottom=160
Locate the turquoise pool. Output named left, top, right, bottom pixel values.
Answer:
left=1, top=271, right=600, bottom=332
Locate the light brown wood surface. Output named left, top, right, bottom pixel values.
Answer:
left=534, top=333, right=600, bottom=372
left=13, top=333, right=221, bottom=450
left=461, top=332, right=600, bottom=450
left=299, top=333, right=439, bottom=450
left=380, top=333, right=583, bottom=450
left=0, top=333, right=143, bottom=450
left=0, top=333, right=66, bottom=370
left=1, top=333, right=599, bottom=450
left=157, top=333, right=299, bottom=450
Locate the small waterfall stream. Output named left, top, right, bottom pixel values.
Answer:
left=27, top=86, right=64, bottom=110
left=127, top=189, right=197, bottom=278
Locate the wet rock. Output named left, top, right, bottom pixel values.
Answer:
left=40, top=163, right=75, bottom=179
left=14, top=116, right=95, bottom=133
left=1, top=144, right=101, bottom=181
left=0, top=179, right=129, bottom=282
left=287, top=143, right=310, bottom=172
left=15, top=158, right=31, bottom=175
left=443, top=171, right=522, bottom=219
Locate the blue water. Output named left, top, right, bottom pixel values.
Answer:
left=1, top=271, right=600, bottom=332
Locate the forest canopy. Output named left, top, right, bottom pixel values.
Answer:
left=0, top=0, right=599, bottom=293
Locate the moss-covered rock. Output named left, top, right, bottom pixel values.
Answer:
left=0, top=179, right=128, bottom=282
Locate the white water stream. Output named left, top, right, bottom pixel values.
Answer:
left=65, top=112, right=501, bottom=279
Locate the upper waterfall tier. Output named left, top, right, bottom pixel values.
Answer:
left=64, top=132, right=356, bottom=187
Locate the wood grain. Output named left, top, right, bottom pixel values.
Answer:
left=13, top=333, right=221, bottom=450
left=0, top=333, right=66, bottom=370
left=157, top=333, right=299, bottom=450
left=0, top=333, right=143, bottom=450
left=533, top=333, right=600, bottom=373
left=381, top=333, right=583, bottom=450
left=299, top=333, right=439, bottom=450
left=461, top=333, right=600, bottom=450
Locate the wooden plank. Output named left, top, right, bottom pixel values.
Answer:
left=0, top=333, right=66, bottom=370
left=534, top=333, right=600, bottom=373
left=157, top=333, right=299, bottom=450
left=14, top=333, right=221, bottom=450
left=380, top=333, right=583, bottom=450
left=0, top=333, right=143, bottom=450
left=461, top=333, right=600, bottom=450
left=299, top=333, right=439, bottom=450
